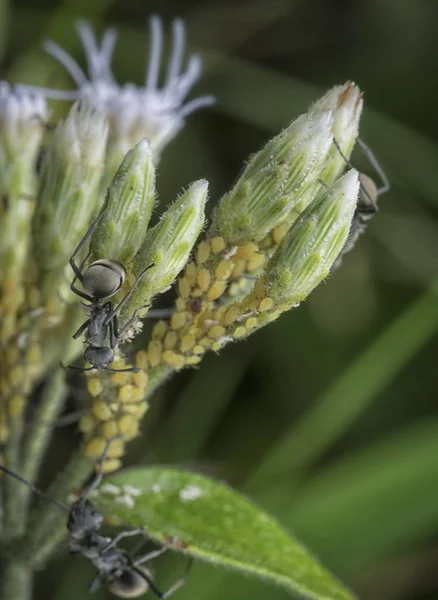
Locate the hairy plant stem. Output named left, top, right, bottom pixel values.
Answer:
left=0, top=562, right=33, bottom=600
left=2, top=420, right=24, bottom=543
left=20, top=450, right=93, bottom=568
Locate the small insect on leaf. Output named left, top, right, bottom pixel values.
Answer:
left=93, top=468, right=357, bottom=600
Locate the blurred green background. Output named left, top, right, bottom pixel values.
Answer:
left=3, top=0, right=438, bottom=599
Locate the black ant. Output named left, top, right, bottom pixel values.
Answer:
left=0, top=437, right=191, bottom=598
left=66, top=194, right=154, bottom=373
left=331, top=137, right=390, bottom=271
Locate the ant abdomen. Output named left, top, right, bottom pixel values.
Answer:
left=82, top=259, right=126, bottom=299
left=108, top=567, right=151, bottom=598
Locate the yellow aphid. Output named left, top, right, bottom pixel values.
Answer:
left=197, top=268, right=211, bottom=291
left=272, top=223, right=289, bottom=245
left=231, top=259, right=246, bottom=279
left=79, top=414, right=96, bottom=434
left=164, top=331, right=178, bottom=350
left=100, top=458, right=122, bottom=474
left=118, top=414, right=137, bottom=435
left=224, top=306, right=240, bottom=326
left=186, top=355, right=202, bottom=365
left=9, top=395, right=25, bottom=419
left=84, top=437, right=107, bottom=458
left=175, top=298, right=186, bottom=311
left=27, top=344, right=41, bottom=366
left=215, top=260, right=233, bottom=280
left=6, top=346, right=19, bottom=367
left=247, top=253, right=265, bottom=272
left=196, top=241, right=211, bottom=264
left=172, top=354, right=185, bottom=370
left=101, top=420, right=119, bottom=439
left=199, top=337, right=212, bottom=349
left=207, top=280, right=227, bottom=301
left=193, top=345, right=204, bottom=355
left=9, top=366, right=23, bottom=387
left=211, top=236, right=226, bottom=253
left=212, top=341, right=222, bottom=352
left=124, top=402, right=148, bottom=419
left=213, top=306, right=227, bottom=321
left=245, top=317, right=258, bottom=329
left=92, top=399, right=112, bottom=421
left=148, top=340, right=163, bottom=367
left=162, top=350, right=176, bottom=365
left=180, top=335, right=196, bottom=353
left=259, top=298, right=274, bottom=312
left=185, top=262, right=197, bottom=284
left=254, top=278, right=266, bottom=298
left=152, top=320, right=168, bottom=340
left=110, top=371, right=130, bottom=386
left=88, top=377, right=103, bottom=397
left=178, top=276, right=191, bottom=299
left=171, top=312, right=186, bottom=330
left=132, top=370, right=148, bottom=389
left=118, top=385, right=135, bottom=403
left=106, top=439, right=125, bottom=458
left=208, top=325, right=225, bottom=340
left=236, top=242, right=258, bottom=260
left=135, top=350, right=149, bottom=370
left=233, top=326, right=247, bottom=339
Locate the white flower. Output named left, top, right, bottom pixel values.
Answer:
left=18, top=17, right=214, bottom=154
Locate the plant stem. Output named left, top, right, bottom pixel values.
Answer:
left=20, top=450, right=93, bottom=568
left=0, top=562, right=33, bottom=600
left=21, top=368, right=66, bottom=486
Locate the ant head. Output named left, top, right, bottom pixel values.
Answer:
left=82, top=259, right=126, bottom=300
left=107, top=567, right=151, bottom=598
left=84, top=346, right=115, bottom=370
left=68, top=500, right=104, bottom=539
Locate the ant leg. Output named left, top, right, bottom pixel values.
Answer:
left=72, top=319, right=90, bottom=339
left=132, top=540, right=175, bottom=568
left=70, top=249, right=93, bottom=301
left=103, top=264, right=155, bottom=327
left=116, top=305, right=149, bottom=340
left=80, top=435, right=123, bottom=504
left=69, top=191, right=110, bottom=282
left=144, top=308, right=175, bottom=320
left=101, top=528, right=144, bottom=554
left=109, top=315, right=117, bottom=348
left=357, top=138, right=391, bottom=195
left=134, top=557, right=193, bottom=599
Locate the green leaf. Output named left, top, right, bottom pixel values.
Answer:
left=93, top=467, right=356, bottom=600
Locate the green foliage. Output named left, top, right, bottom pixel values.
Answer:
left=94, top=468, right=356, bottom=600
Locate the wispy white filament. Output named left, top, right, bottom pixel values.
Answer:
left=17, top=17, right=214, bottom=154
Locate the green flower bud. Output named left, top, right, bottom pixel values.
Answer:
left=310, top=81, right=363, bottom=186
left=265, top=169, right=359, bottom=304
left=0, top=83, right=47, bottom=201
left=33, top=100, right=108, bottom=271
left=90, top=139, right=156, bottom=266
left=211, top=110, right=334, bottom=244
left=125, top=180, right=208, bottom=312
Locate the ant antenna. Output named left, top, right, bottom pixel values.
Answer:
left=333, top=137, right=390, bottom=201
left=356, top=138, right=390, bottom=195
left=0, top=464, right=69, bottom=513
left=81, top=435, right=124, bottom=504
